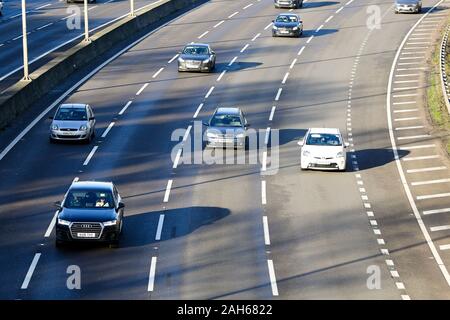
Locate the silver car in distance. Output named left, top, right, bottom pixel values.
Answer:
left=49, top=104, right=96, bottom=143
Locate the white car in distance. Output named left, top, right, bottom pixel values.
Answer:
left=299, top=128, right=349, bottom=171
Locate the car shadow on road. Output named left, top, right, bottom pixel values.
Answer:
left=302, top=28, right=338, bottom=38
left=220, top=61, right=263, bottom=72
left=352, top=148, right=409, bottom=171
left=303, top=1, right=340, bottom=9
left=276, top=128, right=308, bottom=147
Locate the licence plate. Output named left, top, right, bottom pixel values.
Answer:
left=187, top=63, right=199, bottom=68
left=62, top=131, right=76, bottom=135
left=317, top=160, right=329, bottom=165
left=77, top=233, right=96, bottom=238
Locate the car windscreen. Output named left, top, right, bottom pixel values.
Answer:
left=396, top=0, right=418, bottom=3
left=183, top=46, right=209, bottom=55
left=276, top=15, right=298, bottom=23
left=210, top=114, right=242, bottom=127
left=306, top=133, right=342, bottom=146
left=54, top=107, right=87, bottom=121
left=64, top=190, right=115, bottom=209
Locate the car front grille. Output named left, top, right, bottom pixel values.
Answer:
left=60, top=128, right=78, bottom=131
left=70, top=222, right=103, bottom=239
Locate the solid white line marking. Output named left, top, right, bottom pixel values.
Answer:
left=298, top=46, right=305, bottom=56
left=275, top=88, right=282, bottom=101
left=155, top=214, right=165, bottom=240
left=306, top=35, right=314, bottom=43
left=21, top=253, right=41, bottom=289
left=119, top=101, right=132, bottom=115
left=136, top=83, right=149, bottom=96
left=163, top=180, right=173, bottom=203
left=252, top=33, right=261, bottom=41
left=431, top=225, right=450, bottom=232
left=241, top=44, right=249, bottom=53
left=393, top=101, right=416, bottom=105
left=198, top=31, right=209, bottom=39
left=397, top=134, right=430, bottom=140
left=37, top=23, right=53, bottom=30
left=101, top=122, right=115, bottom=138
left=424, top=208, right=450, bottom=215
left=205, top=86, right=215, bottom=99
left=440, top=245, right=450, bottom=251
left=393, top=93, right=418, bottom=97
left=394, top=117, right=419, bottom=121
left=44, top=211, right=58, bottom=238
left=217, top=70, right=226, bottom=82
left=412, top=178, right=450, bottom=186
left=152, top=67, right=164, bottom=78
left=394, top=79, right=419, bottom=83
left=173, top=148, right=182, bottom=169
left=282, top=72, right=289, bottom=84
left=398, top=144, right=435, bottom=150
left=393, top=86, right=420, bottom=91
left=262, top=151, right=267, bottom=171
left=407, top=166, right=446, bottom=173
left=214, top=20, right=225, bottom=28
left=393, top=109, right=419, bottom=113
left=83, top=146, right=98, bottom=166
left=269, top=106, right=276, bottom=121
left=325, top=15, right=334, bottom=23
left=229, top=56, right=238, bottom=66
left=395, top=126, right=424, bottom=131
left=228, top=11, right=239, bottom=18
left=403, top=155, right=439, bottom=161
left=148, top=257, right=157, bottom=291
left=267, top=260, right=279, bottom=296
left=290, top=58, right=297, bottom=69
left=193, top=103, right=203, bottom=118
left=417, top=193, right=450, bottom=200
left=168, top=54, right=179, bottom=64
left=263, top=216, right=270, bottom=244
left=395, top=73, right=420, bottom=77
left=262, top=181, right=267, bottom=205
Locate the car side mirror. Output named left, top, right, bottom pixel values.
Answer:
left=272, top=20, right=274, bottom=22
left=297, top=140, right=304, bottom=147
left=245, top=123, right=250, bottom=128
left=54, top=201, right=62, bottom=209
left=203, top=122, right=209, bottom=127
left=300, top=20, right=303, bottom=23
left=117, top=202, right=125, bottom=209
left=89, top=117, right=95, bottom=121
left=211, top=51, right=215, bottom=55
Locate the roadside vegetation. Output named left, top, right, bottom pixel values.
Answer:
left=427, top=26, right=450, bottom=155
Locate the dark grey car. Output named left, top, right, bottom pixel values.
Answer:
left=274, top=0, right=303, bottom=8
left=204, top=107, right=250, bottom=149
left=178, top=43, right=216, bottom=72
left=395, top=0, right=422, bottom=13
left=272, top=13, right=303, bottom=37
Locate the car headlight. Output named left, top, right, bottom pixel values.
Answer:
left=293, top=27, right=298, bottom=31
left=79, top=125, right=88, bottom=131
left=178, top=57, right=185, bottom=63
left=51, top=124, right=59, bottom=131
left=302, top=150, right=310, bottom=157
left=103, top=220, right=117, bottom=226
left=336, top=152, right=344, bottom=158
left=57, top=219, right=70, bottom=226
left=203, top=58, right=210, bottom=63
left=272, top=25, right=278, bottom=30
left=207, top=132, right=219, bottom=138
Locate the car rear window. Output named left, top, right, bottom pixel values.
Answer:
left=65, top=190, right=114, bottom=209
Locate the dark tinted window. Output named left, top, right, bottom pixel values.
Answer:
left=183, top=46, right=209, bottom=55
left=55, top=107, right=87, bottom=121
left=276, top=15, right=298, bottom=23
left=210, top=114, right=242, bottom=127
left=65, top=190, right=114, bottom=209
left=306, top=133, right=342, bottom=146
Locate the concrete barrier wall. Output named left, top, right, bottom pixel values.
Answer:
left=0, top=0, right=205, bottom=129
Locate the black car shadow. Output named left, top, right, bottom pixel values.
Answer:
left=352, top=148, right=409, bottom=171
left=301, top=28, right=338, bottom=38
left=303, top=1, right=340, bottom=9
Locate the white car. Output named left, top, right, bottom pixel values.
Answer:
left=299, top=128, right=348, bottom=171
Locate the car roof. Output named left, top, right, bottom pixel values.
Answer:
left=185, top=43, right=209, bottom=48
left=69, top=181, right=114, bottom=191
left=309, top=128, right=340, bottom=134
left=215, top=107, right=241, bottom=115
left=277, top=13, right=299, bottom=17
left=59, top=103, right=88, bottom=109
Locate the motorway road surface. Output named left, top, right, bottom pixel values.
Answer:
left=1, top=0, right=450, bottom=299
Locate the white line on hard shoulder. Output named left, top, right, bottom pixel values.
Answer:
left=21, top=253, right=41, bottom=289
left=152, top=67, right=164, bottom=78
left=411, top=178, right=450, bottom=186
left=267, top=260, right=279, bottom=296
left=430, top=225, right=450, bottom=232
left=44, top=211, right=59, bottom=238
left=403, top=155, right=439, bottom=161
left=229, top=56, right=238, bottom=66
left=193, top=104, right=203, bottom=118
left=205, top=86, right=215, bottom=99
left=262, top=181, right=267, bottom=205
left=417, top=193, right=450, bottom=200
left=173, top=149, right=182, bottom=169
left=262, top=151, right=267, bottom=171
left=423, top=208, right=450, bottom=215
left=147, top=257, right=157, bottom=291
left=163, top=180, right=173, bottom=203
left=407, top=166, right=446, bottom=173
left=136, top=83, right=149, bottom=96
left=155, top=214, right=165, bottom=240
left=101, top=122, right=115, bottom=138
left=398, top=144, right=435, bottom=150
left=263, top=216, right=270, bottom=244
left=119, top=101, right=133, bottom=115
left=83, top=146, right=99, bottom=166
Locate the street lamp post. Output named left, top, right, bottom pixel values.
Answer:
left=21, top=0, right=30, bottom=81
left=84, top=0, right=90, bottom=42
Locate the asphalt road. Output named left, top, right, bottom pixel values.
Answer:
left=0, top=0, right=163, bottom=92
left=1, top=0, right=450, bottom=299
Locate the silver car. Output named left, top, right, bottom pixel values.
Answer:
left=395, top=0, right=422, bottom=13
left=274, top=0, right=303, bottom=9
left=178, top=43, right=216, bottom=72
left=204, top=107, right=249, bottom=149
left=49, top=104, right=96, bottom=143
